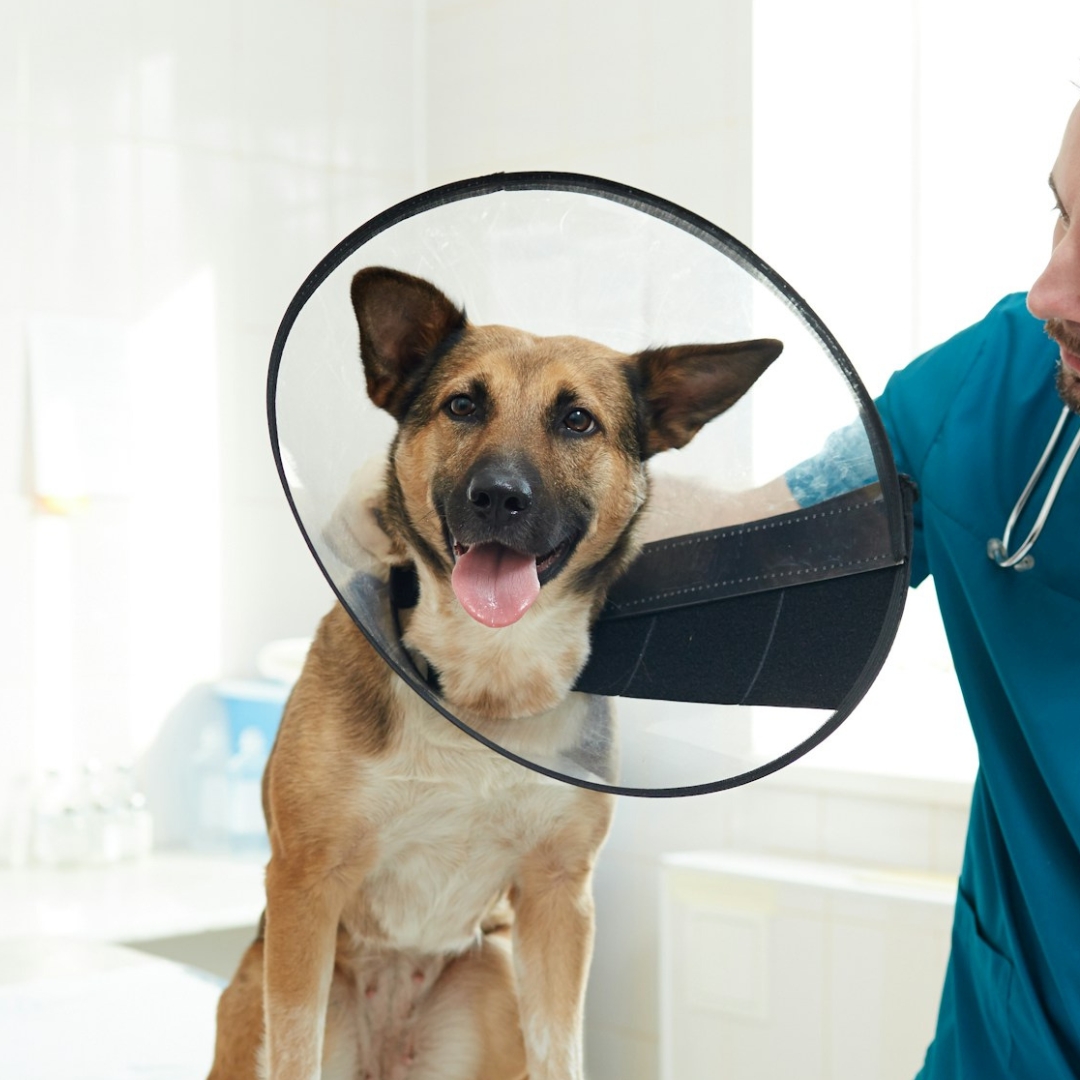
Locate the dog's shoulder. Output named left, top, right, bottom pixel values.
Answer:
left=281, top=603, right=397, bottom=755
left=262, top=602, right=401, bottom=853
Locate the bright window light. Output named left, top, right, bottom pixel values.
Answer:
left=750, top=0, right=1080, bottom=780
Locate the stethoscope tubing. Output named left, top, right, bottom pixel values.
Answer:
left=989, top=405, right=1080, bottom=570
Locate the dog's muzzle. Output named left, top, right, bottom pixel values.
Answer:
left=438, top=457, right=585, bottom=628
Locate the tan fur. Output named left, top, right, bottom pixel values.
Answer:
left=209, top=611, right=613, bottom=1080
left=210, top=267, right=779, bottom=1080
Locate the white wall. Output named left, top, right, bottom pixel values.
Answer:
left=0, top=0, right=419, bottom=806
left=426, top=0, right=754, bottom=240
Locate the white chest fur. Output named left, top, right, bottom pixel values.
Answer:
left=350, top=682, right=601, bottom=955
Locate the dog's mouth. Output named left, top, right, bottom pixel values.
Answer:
left=447, top=533, right=579, bottom=628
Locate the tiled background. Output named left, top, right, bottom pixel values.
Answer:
left=3, top=0, right=1080, bottom=1076
left=1, top=0, right=418, bottom=792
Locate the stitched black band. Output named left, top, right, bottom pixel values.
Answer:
left=601, top=483, right=901, bottom=619
left=574, top=477, right=916, bottom=710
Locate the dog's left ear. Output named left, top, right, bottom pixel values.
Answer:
left=635, top=339, right=783, bottom=458
left=351, top=266, right=467, bottom=420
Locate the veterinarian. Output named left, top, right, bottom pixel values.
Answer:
left=783, top=97, right=1080, bottom=1078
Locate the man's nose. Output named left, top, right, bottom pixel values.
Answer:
left=1028, top=226, right=1080, bottom=324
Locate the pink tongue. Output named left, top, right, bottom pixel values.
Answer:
left=451, top=543, right=541, bottom=627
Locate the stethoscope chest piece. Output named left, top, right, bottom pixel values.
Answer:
left=986, top=536, right=1035, bottom=572
left=987, top=405, right=1080, bottom=572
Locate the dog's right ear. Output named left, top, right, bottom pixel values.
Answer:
left=350, top=267, right=466, bottom=420
left=635, top=338, right=783, bottom=458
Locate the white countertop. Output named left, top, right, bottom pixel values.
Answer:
left=0, top=852, right=266, bottom=944
left=0, top=854, right=265, bottom=1076
left=0, top=937, right=223, bottom=1079
left=662, top=849, right=958, bottom=906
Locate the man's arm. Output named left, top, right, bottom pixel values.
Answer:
left=639, top=474, right=800, bottom=542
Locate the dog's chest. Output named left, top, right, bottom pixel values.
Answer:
left=351, top=701, right=586, bottom=954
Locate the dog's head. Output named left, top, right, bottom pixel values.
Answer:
left=350, top=266, right=781, bottom=718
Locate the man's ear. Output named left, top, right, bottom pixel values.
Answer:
left=350, top=266, right=467, bottom=420
left=635, top=339, right=783, bottom=458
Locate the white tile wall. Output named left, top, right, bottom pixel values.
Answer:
left=24, top=0, right=138, bottom=140
left=0, top=496, right=34, bottom=688
left=0, top=0, right=415, bottom=799
left=134, top=145, right=239, bottom=313
left=234, top=0, right=334, bottom=167
left=425, top=2, right=500, bottom=181
left=588, top=850, right=661, bottom=1039
left=0, top=317, right=24, bottom=492
left=234, top=158, right=335, bottom=330
left=0, top=130, right=21, bottom=310
left=637, top=129, right=753, bottom=241
left=426, top=0, right=754, bottom=239
left=753, top=785, right=823, bottom=857
left=821, top=794, right=934, bottom=869
left=327, top=3, right=417, bottom=176
left=930, top=804, right=970, bottom=876
left=219, top=329, right=286, bottom=504
left=135, top=2, right=239, bottom=153
left=586, top=1024, right=659, bottom=1080
left=562, top=0, right=649, bottom=151
left=26, top=136, right=139, bottom=320
left=0, top=680, right=34, bottom=863
left=220, top=497, right=336, bottom=678
left=0, top=18, right=23, bottom=131
left=328, top=167, right=416, bottom=243
left=751, top=0, right=918, bottom=398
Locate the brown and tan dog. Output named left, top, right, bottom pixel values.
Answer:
left=208, top=267, right=781, bottom=1080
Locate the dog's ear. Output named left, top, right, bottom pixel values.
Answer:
left=350, top=267, right=466, bottom=420
left=635, top=339, right=783, bottom=458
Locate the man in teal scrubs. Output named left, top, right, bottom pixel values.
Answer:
left=789, top=99, right=1080, bottom=1076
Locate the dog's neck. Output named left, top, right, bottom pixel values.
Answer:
left=396, top=562, right=595, bottom=723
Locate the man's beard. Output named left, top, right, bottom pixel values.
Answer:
left=1054, top=366, right=1080, bottom=413
left=1045, top=318, right=1080, bottom=413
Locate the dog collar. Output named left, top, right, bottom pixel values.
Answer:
left=388, top=565, right=442, bottom=696
left=268, top=173, right=913, bottom=797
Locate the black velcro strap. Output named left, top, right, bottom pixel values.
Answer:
left=601, top=483, right=901, bottom=618
left=574, top=478, right=916, bottom=709
left=574, top=564, right=904, bottom=709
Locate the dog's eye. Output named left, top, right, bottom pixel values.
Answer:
left=563, top=408, right=597, bottom=434
left=446, top=395, right=477, bottom=418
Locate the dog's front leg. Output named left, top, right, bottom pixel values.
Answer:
left=262, top=855, right=362, bottom=1080
left=511, top=841, right=603, bottom=1080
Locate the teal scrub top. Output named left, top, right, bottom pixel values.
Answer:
left=790, top=293, right=1080, bottom=1076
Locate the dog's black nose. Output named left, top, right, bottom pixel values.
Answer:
left=466, top=462, right=533, bottom=525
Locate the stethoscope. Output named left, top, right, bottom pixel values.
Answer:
left=987, top=405, right=1080, bottom=571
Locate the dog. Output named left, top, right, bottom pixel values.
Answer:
left=208, top=266, right=781, bottom=1080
